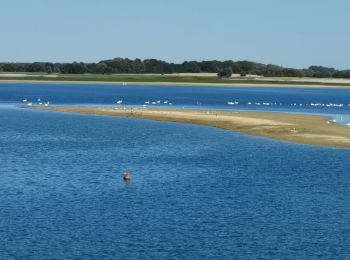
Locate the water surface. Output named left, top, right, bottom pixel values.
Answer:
left=1, top=83, right=350, bottom=259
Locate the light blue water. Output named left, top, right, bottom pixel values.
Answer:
left=1, top=83, right=350, bottom=259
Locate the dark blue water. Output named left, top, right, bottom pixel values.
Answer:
left=1, top=83, right=350, bottom=259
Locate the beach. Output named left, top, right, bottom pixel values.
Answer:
left=2, top=79, right=350, bottom=88
left=2, top=72, right=350, bottom=88
left=28, top=106, right=350, bottom=148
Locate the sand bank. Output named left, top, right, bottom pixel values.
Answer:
left=1, top=79, right=350, bottom=89
left=28, top=106, right=350, bottom=148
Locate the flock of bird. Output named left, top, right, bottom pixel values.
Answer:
left=115, top=99, right=172, bottom=107
left=21, top=97, right=350, bottom=110
left=22, top=98, right=49, bottom=107
left=20, top=97, right=350, bottom=127
left=116, top=99, right=349, bottom=108
left=227, top=101, right=350, bottom=108
left=226, top=100, right=350, bottom=127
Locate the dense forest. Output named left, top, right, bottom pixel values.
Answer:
left=1, top=58, right=349, bottom=78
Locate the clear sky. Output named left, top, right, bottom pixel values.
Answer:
left=1, top=0, right=349, bottom=69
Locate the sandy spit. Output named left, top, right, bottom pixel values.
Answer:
left=27, top=106, right=350, bottom=149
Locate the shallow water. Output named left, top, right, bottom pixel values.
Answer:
left=1, top=84, right=350, bottom=259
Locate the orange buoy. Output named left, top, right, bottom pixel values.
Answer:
left=123, top=171, right=131, bottom=181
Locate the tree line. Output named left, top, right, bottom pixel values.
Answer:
left=0, top=58, right=349, bottom=78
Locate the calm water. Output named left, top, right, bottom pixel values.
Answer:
left=1, top=82, right=350, bottom=112
left=1, top=83, right=350, bottom=259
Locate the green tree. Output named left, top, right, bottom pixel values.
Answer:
left=200, top=61, right=218, bottom=72
left=182, top=61, right=201, bottom=73
left=46, top=66, right=53, bottom=74
left=217, top=67, right=233, bottom=78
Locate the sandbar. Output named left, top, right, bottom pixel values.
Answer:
left=27, top=106, right=350, bottom=148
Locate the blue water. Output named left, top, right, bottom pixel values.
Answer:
left=1, top=83, right=350, bottom=259
left=1, top=82, right=350, bottom=112
left=2, top=82, right=350, bottom=124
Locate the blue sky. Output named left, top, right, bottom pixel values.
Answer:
left=1, top=0, right=349, bottom=69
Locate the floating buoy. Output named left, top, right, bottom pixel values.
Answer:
left=123, top=171, right=131, bottom=181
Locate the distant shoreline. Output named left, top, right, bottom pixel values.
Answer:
left=2, top=79, right=350, bottom=89
left=27, top=106, right=350, bottom=149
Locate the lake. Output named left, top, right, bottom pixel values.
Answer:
left=1, top=83, right=350, bottom=259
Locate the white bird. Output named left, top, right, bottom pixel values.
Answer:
left=22, top=99, right=27, bottom=103
left=27, top=102, right=32, bottom=106
left=45, top=102, right=50, bottom=106
left=37, top=98, right=41, bottom=102
left=117, top=100, right=123, bottom=104
left=144, top=101, right=150, bottom=104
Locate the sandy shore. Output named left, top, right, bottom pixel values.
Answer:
left=1, top=79, right=350, bottom=89
left=28, top=106, right=350, bottom=148
left=2, top=72, right=350, bottom=88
